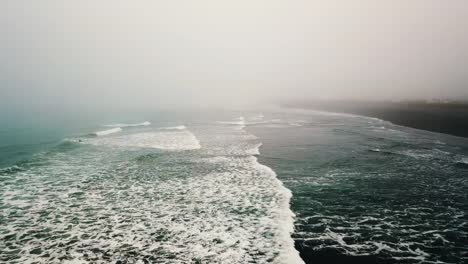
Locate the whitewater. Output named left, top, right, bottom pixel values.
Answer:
left=1, top=110, right=468, bottom=264
left=0, top=118, right=303, bottom=264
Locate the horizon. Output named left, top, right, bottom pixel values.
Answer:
left=2, top=1, right=468, bottom=111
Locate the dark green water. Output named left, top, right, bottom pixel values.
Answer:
left=252, top=110, right=468, bottom=264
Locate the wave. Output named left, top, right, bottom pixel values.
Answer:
left=93, top=127, right=122, bottom=136
left=246, top=114, right=265, bottom=122
left=289, top=122, right=303, bottom=127
left=455, top=157, right=468, bottom=168
left=219, top=121, right=303, bottom=263
left=218, top=117, right=246, bottom=131
left=247, top=142, right=262, bottom=155
left=253, top=157, right=304, bottom=264
left=84, top=129, right=201, bottom=150
left=254, top=150, right=304, bottom=263
left=81, top=127, right=300, bottom=262
left=217, top=117, right=246, bottom=126
left=192, top=120, right=304, bottom=262
left=160, top=125, right=187, bottom=130
left=2, top=118, right=305, bottom=264
left=219, top=116, right=304, bottom=130
left=459, top=157, right=468, bottom=164
left=0, top=165, right=24, bottom=175
left=104, top=121, right=151, bottom=128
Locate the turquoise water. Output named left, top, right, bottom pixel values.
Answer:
left=1, top=109, right=467, bottom=263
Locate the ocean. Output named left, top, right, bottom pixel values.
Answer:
left=1, top=109, right=467, bottom=264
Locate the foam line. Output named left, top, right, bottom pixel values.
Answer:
left=93, top=127, right=122, bottom=136
left=85, top=130, right=201, bottom=150
left=160, top=125, right=187, bottom=130
left=253, top=156, right=305, bottom=264
left=104, top=121, right=151, bottom=127
left=227, top=123, right=303, bottom=263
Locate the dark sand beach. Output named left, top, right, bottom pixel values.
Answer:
left=286, top=100, right=468, bottom=138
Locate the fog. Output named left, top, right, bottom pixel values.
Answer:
left=2, top=1, right=468, bottom=111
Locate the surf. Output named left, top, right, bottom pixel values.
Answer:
left=93, top=127, right=122, bottom=136
left=84, top=127, right=201, bottom=151
left=104, top=121, right=151, bottom=127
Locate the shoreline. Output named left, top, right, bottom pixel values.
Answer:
left=284, top=101, right=468, bottom=138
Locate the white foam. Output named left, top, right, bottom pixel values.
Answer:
left=289, top=122, right=303, bottom=127
left=400, top=150, right=434, bottom=159
left=247, top=114, right=264, bottom=122
left=217, top=121, right=246, bottom=126
left=104, top=121, right=151, bottom=127
left=3, top=119, right=306, bottom=264
left=197, top=156, right=233, bottom=164
left=160, top=125, right=187, bottom=130
left=85, top=130, right=201, bottom=150
left=246, top=143, right=262, bottom=155
left=0, top=165, right=24, bottom=174
left=93, top=127, right=122, bottom=136
left=217, top=117, right=246, bottom=126
left=253, top=157, right=304, bottom=264
left=218, top=117, right=247, bottom=131
left=216, top=119, right=303, bottom=263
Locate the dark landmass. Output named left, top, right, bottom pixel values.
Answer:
left=284, top=100, right=468, bottom=138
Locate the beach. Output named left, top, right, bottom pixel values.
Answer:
left=286, top=100, right=468, bottom=138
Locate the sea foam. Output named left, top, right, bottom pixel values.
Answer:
left=93, top=127, right=122, bottom=136
left=194, top=119, right=303, bottom=263
left=85, top=129, right=201, bottom=150
left=1, top=119, right=303, bottom=264
left=252, top=157, right=304, bottom=264
left=160, top=125, right=187, bottom=130
left=104, top=121, right=151, bottom=127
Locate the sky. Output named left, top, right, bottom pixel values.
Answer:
left=2, top=1, right=468, bottom=111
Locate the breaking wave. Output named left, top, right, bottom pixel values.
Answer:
left=93, top=127, right=122, bottom=136
left=104, top=121, right=151, bottom=127
left=253, top=157, right=304, bottom=264
left=1, top=118, right=302, bottom=263
left=0, top=165, right=24, bottom=175
left=217, top=117, right=246, bottom=130
left=160, top=125, right=187, bottom=130
left=84, top=130, right=201, bottom=150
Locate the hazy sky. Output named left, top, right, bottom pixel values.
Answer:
left=2, top=1, right=468, bottom=110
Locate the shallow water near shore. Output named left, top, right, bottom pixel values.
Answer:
left=1, top=109, right=468, bottom=263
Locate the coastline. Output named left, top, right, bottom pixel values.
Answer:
left=284, top=101, right=468, bottom=138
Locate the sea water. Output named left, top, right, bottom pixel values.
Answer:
left=1, top=109, right=467, bottom=263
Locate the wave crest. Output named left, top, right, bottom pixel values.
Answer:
left=84, top=130, right=201, bottom=150
left=93, top=127, right=122, bottom=136
left=160, top=125, right=187, bottom=130
left=104, top=121, right=151, bottom=127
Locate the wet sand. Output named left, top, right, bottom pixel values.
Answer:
left=287, top=100, right=468, bottom=138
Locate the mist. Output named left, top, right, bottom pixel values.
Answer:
left=2, top=1, right=468, bottom=112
